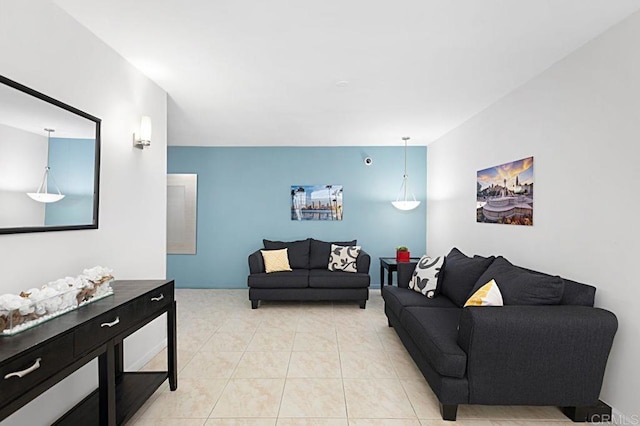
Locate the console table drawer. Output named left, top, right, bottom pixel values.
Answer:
left=74, top=304, right=138, bottom=356
left=139, top=282, right=173, bottom=314
left=1, top=333, right=74, bottom=403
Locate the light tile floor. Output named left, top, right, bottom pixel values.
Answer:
left=129, top=289, right=574, bottom=425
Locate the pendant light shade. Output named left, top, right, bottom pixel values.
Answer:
left=27, top=128, right=65, bottom=203
left=392, top=136, right=420, bottom=211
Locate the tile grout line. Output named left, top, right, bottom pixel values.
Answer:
left=204, top=315, right=259, bottom=420
left=335, top=301, right=351, bottom=422
left=275, top=314, right=297, bottom=422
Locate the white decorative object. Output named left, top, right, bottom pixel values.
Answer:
left=0, top=266, right=115, bottom=335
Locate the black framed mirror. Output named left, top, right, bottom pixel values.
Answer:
left=0, top=75, right=101, bottom=234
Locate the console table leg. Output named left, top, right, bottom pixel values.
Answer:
left=114, top=342, right=124, bottom=378
left=98, top=344, right=116, bottom=426
left=168, top=301, right=178, bottom=391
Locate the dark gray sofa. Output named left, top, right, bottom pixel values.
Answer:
left=248, top=238, right=371, bottom=309
left=382, top=248, right=618, bottom=421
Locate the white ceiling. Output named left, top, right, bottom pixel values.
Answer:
left=55, top=0, right=640, bottom=147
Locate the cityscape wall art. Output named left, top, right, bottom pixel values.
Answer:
left=477, top=157, right=534, bottom=226
left=291, top=185, right=343, bottom=221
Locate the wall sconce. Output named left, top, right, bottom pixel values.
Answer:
left=133, top=116, right=152, bottom=149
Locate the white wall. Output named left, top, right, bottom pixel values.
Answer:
left=0, top=124, right=47, bottom=227
left=0, top=1, right=167, bottom=424
left=427, top=10, right=640, bottom=419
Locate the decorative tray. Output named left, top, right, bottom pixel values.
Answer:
left=0, top=266, right=114, bottom=336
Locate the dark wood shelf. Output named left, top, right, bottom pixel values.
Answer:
left=54, top=372, right=168, bottom=426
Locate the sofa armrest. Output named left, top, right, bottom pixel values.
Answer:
left=356, top=250, right=371, bottom=273
left=397, top=262, right=417, bottom=288
left=457, top=305, right=617, bottom=406
left=248, top=250, right=265, bottom=274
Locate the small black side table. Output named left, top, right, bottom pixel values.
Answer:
left=379, top=257, right=421, bottom=287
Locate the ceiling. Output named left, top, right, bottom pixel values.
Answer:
left=0, top=78, right=97, bottom=139
left=54, top=0, right=640, bottom=147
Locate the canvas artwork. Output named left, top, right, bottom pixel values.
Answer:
left=477, top=157, right=534, bottom=226
left=291, top=185, right=343, bottom=221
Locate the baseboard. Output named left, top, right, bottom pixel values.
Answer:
left=129, top=338, right=168, bottom=371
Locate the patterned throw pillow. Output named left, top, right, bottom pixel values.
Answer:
left=409, top=255, right=444, bottom=298
left=328, top=244, right=361, bottom=273
left=260, top=248, right=292, bottom=273
left=464, top=279, right=504, bottom=307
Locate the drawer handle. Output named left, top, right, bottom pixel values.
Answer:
left=100, top=317, right=120, bottom=328
left=4, top=358, right=42, bottom=379
left=151, top=294, right=164, bottom=302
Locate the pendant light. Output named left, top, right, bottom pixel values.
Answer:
left=27, top=128, right=65, bottom=203
left=392, top=136, right=420, bottom=211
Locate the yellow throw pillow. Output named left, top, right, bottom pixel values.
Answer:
left=261, top=248, right=292, bottom=273
left=464, top=279, right=504, bottom=307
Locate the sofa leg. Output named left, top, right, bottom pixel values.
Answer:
left=388, top=319, right=393, bottom=327
left=561, top=400, right=612, bottom=422
left=359, top=300, right=366, bottom=309
left=251, top=300, right=259, bottom=309
left=439, top=403, right=458, bottom=421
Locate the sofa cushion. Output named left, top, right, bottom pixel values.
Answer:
left=471, top=256, right=564, bottom=305
left=263, top=238, right=310, bottom=269
left=409, top=255, right=444, bottom=298
left=247, top=270, right=309, bottom=289
left=308, top=269, right=370, bottom=288
left=382, top=286, right=458, bottom=319
left=328, top=244, right=361, bottom=273
left=517, top=265, right=595, bottom=307
left=400, top=307, right=467, bottom=379
left=440, top=248, right=495, bottom=307
left=560, top=278, right=595, bottom=307
left=261, top=249, right=293, bottom=273
left=309, top=238, right=357, bottom=269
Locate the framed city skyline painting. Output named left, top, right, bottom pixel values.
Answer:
left=477, top=157, right=534, bottom=226
left=291, top=185, right=343, bottom=221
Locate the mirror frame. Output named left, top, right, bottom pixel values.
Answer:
left=0, top=75, right=101, bottom=235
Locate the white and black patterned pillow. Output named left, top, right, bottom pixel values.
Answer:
left=409, top=255, right=444, bottom=298
left=328, top=244, right=361, bottom=273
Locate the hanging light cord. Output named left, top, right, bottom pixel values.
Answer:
left=395, top=136, right=417, bottom=203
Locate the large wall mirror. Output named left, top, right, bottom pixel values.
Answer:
left=0, top=75, right=101, bottom=234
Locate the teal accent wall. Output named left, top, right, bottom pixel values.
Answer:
left=167, top=146, right=427, bottom=288
left=45, top=137, right=95, bottom=226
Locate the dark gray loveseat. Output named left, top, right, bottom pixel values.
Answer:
left=248, top=238, right=370, bottom=309
left=382, top=248, right=617, bottom=421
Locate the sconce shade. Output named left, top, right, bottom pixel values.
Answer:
left=140, top=116, right=152, bottom=143
left=134, top=116, right=152, bottom=149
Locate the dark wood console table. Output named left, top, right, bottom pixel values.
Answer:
left=0, top=280, right=177, bottom=426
